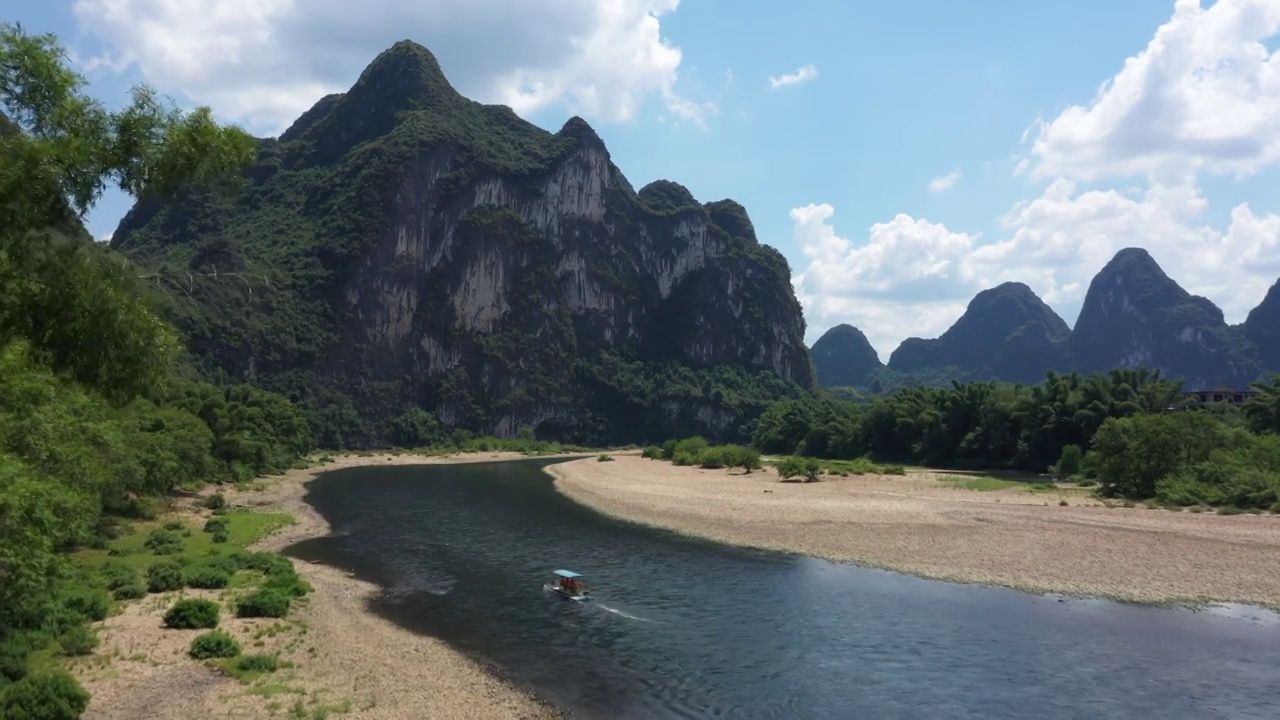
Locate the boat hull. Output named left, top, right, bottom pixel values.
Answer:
left=543, top=583, right=590, bottom=601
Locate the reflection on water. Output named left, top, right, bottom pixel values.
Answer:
left=286, top=460, right=1280, bottom=719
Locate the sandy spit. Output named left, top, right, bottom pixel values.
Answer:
left=550, top=455, right=1280, bottom=608
left=79, top=452, right=568, bottom=720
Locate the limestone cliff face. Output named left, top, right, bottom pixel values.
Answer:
left=109, top=41, right=810, bottom=444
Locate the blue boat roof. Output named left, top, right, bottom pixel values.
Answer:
left=553, top=569, right=584, bottom=578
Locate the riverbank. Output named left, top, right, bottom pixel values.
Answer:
left=549, top=455, right=1280, bottom=608
left=78, top=452, right=566, bottom=720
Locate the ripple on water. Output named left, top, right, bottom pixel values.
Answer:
left=286, top=460, right=1280, bottom=720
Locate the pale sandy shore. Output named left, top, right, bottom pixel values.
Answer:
left=550, top=455, right=1280, bottom=608
left=79, top=452, right=566, bottom=720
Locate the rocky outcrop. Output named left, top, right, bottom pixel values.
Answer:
left=109, top=41, right=810, bottom=445
left=887, top=282, right=1070, bottom=385
left=810, top=325, right=883, bottom=388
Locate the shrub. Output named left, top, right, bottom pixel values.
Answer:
left=641, top=445, right=662, bottom=459
left=1054, top=444, right=1083, bottom=480
left=212, top=531, right=229, bottom=544
left=263, top=572, right=311, bottom=598
left=143, top=528, right=184, bottom=555
left=0, top=636, right=34, bottom=683
left=111, top=583, right=146, bottom=600
left=597, top=454, right=614, bottom=462
left=184, top=564, right=232, bottom=590
left=0, top=670, right=90, bottom=720
left=57, top=625, right=98, bottom=657
left=163, top=521, right=184, bottom=531
left=101, top=562, right=138, bottom=592
left=236, top=589, right=290, bottom=618
left=241, top=552, right=293, bottom=576
left=189, top=631, right=241, bottom=660
left=201, top=493, right=227, bottom=510
left=62, top=588, right=110, bottom=622
left=235, top=654, right=280, bottom=673
left=776, top=456, right=820, bottom=483
left=163, top=599, right=220, bottom=629
left=146, top=561, right=185, bottom=593
left=203, top=517, right=229, bottom=534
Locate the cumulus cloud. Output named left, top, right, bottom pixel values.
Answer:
left=928, top=170, right=962, bottom=193
left=792, top=182, right=1280, bottom=358
left=795, top=0, right=1280, bottom=358
left=72, top=0, right=713, bottom=134
left=768, top=64, right=818, bottom=90
left=1024, top=0, right=1280, bottom=182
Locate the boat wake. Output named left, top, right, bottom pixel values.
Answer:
left=596, top=603, right=661, bottom=623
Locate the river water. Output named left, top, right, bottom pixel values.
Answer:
left=284, top=459, right=1280, bottom=719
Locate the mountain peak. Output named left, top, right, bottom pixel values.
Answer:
left=887, top=281, right=1068, bottom=384
left=1099, top=247, right=1164, bottom=277
left=638, top=180, right=700, bottom=213
left=811, top=324, right=883, bottom=388
left=350, top=40, right=457, bottom=109
left=557, top=116, right=604, bottom=148
left=1071, top=246, right=1259, bottom=386
left=705, top=199, right=758, bottom=243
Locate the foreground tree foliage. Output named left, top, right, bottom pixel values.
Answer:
left=0, top=24, right=311, bottom=715
left=754, top=369, right=1280, bottom=509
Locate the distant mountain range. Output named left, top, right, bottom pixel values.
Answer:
left=811, top=247, right=1278, bottom=392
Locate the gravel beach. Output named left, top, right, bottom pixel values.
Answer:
left=550, top=454, right=1280, bottom=608
left=80, top=452, right=563, bottom=720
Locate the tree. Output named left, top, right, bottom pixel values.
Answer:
left=0, top=21, right=255, bottom=401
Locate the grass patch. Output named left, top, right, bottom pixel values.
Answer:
left=939, top=474, right=1058, bottom=492
left=216, top=653, right=292, bottom=683
left=73, top=510, right=295, bottom=574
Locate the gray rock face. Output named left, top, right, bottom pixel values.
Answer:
left=109, top=41, right=810, bottom=444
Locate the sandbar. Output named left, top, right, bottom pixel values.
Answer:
left=550, top=454, right=1280, bottom=608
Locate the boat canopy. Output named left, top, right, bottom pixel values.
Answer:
left=553, top=569, right=584, bottom=578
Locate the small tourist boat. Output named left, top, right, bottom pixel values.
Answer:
left=544, top=569, right=591, bottom=601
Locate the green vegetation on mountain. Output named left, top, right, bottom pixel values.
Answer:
left=888, top=282, right=1070, bottom=385
left=809, top=324, right=883, bottom=388
left=817, top=250, right=1277, bottom=393
left=1068, top=248, right=1263, bottom=388
left=0, top=24, right=313, bottom=715
left=109, top=40, right=811, bottom=447
left=1244, top=279, right=1280, bottom=370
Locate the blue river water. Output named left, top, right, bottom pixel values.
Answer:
left=284, top=459, right=1280, bottom=719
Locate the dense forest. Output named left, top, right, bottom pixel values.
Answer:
left=0, top=24, right=316, bottom=715
left=751, top=369, right=1280, bottom=509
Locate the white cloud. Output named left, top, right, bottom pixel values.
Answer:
left=795, top=0, right=1280, bottom=359
left=72, top=0, right=713, bottom=134
left=768, top=64, right=818, bottom=90
left=790, top=203, right=982, bottom=356
left=791, top=181, right=1280, bottom=358
left=928, top=170, right=962, bottom=193
left=1025, top=0, right=1280, bottom=182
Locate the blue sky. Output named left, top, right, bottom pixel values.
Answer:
left=12, top=0, right=1280, bottom=359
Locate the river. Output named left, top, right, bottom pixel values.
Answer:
left=284, top=459, right=1280, bottom=719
